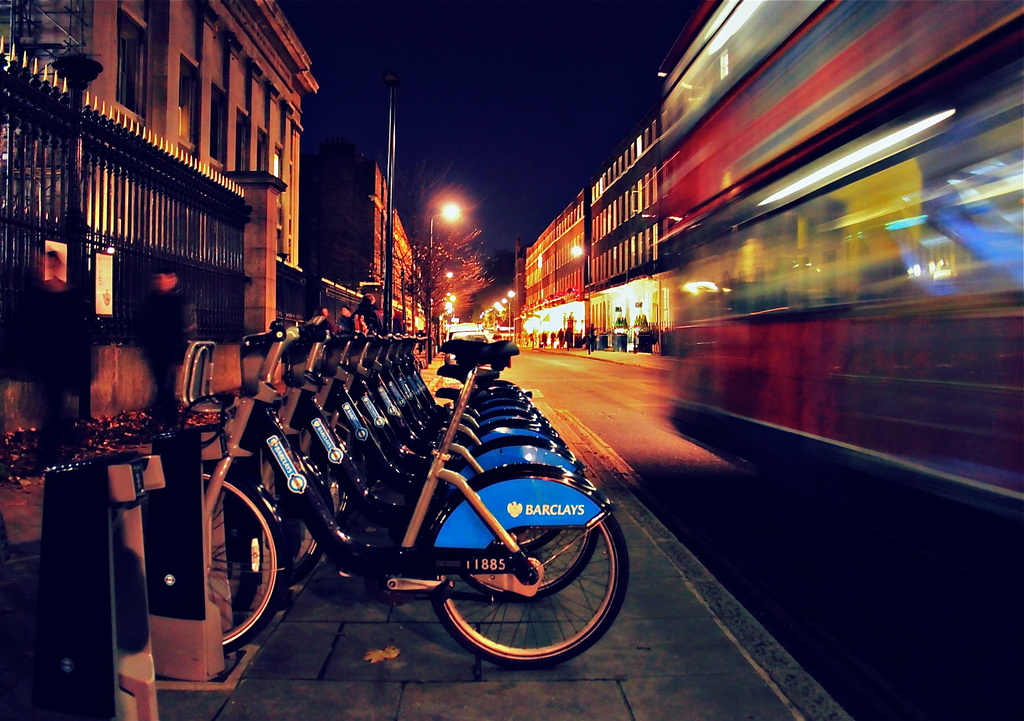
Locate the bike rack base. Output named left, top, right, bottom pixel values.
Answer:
left=147, top=429, right=226, bottom=681
left=33, top=452, right=164, bottom=720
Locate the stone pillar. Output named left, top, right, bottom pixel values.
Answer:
left=229, top=171, right=287, bottom=333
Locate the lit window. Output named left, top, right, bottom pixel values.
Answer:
left=178, top=58, right=196, bottom=142
left=117, top=14, right=145, bottom=113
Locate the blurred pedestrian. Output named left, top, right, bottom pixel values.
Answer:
left=586, top=324, right=596, bottom=355
left=317, top=306, right=340, bottom=333
left=337, top=305, right=355, bottom=333
left=1, top=248, right=90, bottom=470
left=354, top=293, right=383, bottom=335
left=391, top=310, right=405, bottom=335
left=140, top=268, right=189, bottom=428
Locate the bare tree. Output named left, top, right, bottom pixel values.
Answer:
left=397, top=162, right=486, bottom=337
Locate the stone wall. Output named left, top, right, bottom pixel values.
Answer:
left=0, top=343, right=241, bottom=432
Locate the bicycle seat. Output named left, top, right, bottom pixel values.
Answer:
left=438, top=339, right=519, bottom=370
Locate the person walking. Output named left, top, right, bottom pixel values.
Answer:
left=317, top=306, right=340, bottom=333
left=337, top=305, right=355, bottom=333
left=1, top=248, right=90, bottom=470
left=391, top=310, right=405, bottom=335
left=354, top=293, right=383, bottom=335
left=140, top=268, right=189, bottom=428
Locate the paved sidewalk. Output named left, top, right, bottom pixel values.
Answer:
left=0, top=358, right=849, bottom=721
left=533, top=346, right=672, bottom=373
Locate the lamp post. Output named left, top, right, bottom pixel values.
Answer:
left=382, top=71, right=399, bottom=324
left=425, top=202, right=460, bottom=362
left=53, top=54, right=103, bottom=420
left=400, top=266, right=406, bottom=333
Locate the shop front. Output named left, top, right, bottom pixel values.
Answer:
left=522, top=291, right=585, bottom=350
left=589, top=277, right=665, bottom=353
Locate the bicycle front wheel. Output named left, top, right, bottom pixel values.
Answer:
left=209, top=478, right=292, bottom=653
left=432, top=514, right=629, bottom=668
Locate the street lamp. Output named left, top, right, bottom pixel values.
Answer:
left=426, top=202, right=461, bottom=362
left=383, top=71, right=399, bottom=323
left=506, top=290, right=517, bottom=340
left=53, top=54, right=103, bottom=419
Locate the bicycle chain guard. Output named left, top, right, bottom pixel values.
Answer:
left=471, top=556, right=544, bottom=597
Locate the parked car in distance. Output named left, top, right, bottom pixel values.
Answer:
left=445, top=322, right=487, bottom=342
left=444, top=323, right=489, bottom=364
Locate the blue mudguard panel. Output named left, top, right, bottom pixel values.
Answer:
left=434, top=477, right=604, bottom=549
left=478, top=427, right=556, bottom=444
left=461, top=446, right=579, bottom=479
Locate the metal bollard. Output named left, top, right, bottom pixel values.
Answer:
left=33, top=451, right=165, bottom=721
left=146, top=427, right=226, bottom=681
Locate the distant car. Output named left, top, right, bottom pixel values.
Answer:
left=490, top=325, right=514, bottom=341
left=444, top=326, right=490, bottom=365
left=445, top=322, right=486, bottom=342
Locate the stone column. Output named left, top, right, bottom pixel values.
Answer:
left=228, top=170, right=287, bottom=333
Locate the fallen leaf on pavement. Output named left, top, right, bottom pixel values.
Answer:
left=363, top=645, right=400, bottom=663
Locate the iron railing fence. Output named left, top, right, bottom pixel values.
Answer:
left=275, top=259, right=305, bottom=324
left=0, top=52, right=249, bottom=346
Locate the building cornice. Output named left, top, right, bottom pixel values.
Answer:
left=218, top=0, right=319, bottom=97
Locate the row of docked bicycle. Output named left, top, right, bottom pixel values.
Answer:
left=181, top=318, right=629, bottom=668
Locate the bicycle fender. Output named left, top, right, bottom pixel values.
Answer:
left=458, top=445, right=581, bottom=479
left=478, top=426, right=559, bottom=445
left=431, top=474, right=611, bottom=550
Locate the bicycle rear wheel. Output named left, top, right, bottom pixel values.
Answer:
left=432, top=514, right=629, bottom=668
left=209, top=478, right=292, bottom=652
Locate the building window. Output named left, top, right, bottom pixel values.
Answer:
left=235, top=111, right=250, bottom=171
left=272, top=146, right=282, bottom=178
left=256, top=129, right=268, bottom=171
left=209, top=87, right=226, bottom=162
left=117, top=13, right=145, bottom=113
left=178, top=58, right=196, bottom=143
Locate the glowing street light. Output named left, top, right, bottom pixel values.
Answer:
left=426, top=203, right=461, bottom=361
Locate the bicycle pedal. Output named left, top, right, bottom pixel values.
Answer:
left=432, top=579, right=455, bottom=600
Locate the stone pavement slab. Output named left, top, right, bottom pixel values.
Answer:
left=215, top=679, right=402, bottom=721
left=399, top=680, right=632, bottom=721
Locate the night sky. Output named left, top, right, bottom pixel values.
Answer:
left=279, top=1, right=697, bottom=255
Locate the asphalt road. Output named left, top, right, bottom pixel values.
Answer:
left=499, top=350, right=1024, bottom=721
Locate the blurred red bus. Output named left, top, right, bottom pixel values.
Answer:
left=660, top=0, right=1023, bottom=519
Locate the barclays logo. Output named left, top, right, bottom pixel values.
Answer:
left=506, top=501, right=585, bottom=518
